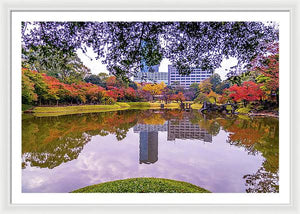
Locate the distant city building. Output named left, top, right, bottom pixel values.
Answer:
left=167, top=118, right=212, bottom=142
left=133, top=71, right=168, bottom=84
left=168, top=65, right=212, bottom=88
left=139, top=131, right=158, bottom=164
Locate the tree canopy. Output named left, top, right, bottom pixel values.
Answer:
left=22, top=21, right=278, bottom=79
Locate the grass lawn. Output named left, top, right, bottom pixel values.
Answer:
left=126, top=102, right=151, bottom=108
left=32, top=103, right=127, bottom=117
left=30, top=101, right=188, bottom=117
left=26, top=101, right=206, bottom=117
left=71, top=177, right=211, bottom=193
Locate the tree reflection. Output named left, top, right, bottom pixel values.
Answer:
left=243, top=166, right=279, bottom=193
left=189, top=111, right=221, bottom=136
left=216, top=115, right=279, bottom=193
left=22, top=109, right=279, bottom=193
left=23, top=133, right=91, bottom=169
left=22, top=110, right=141, bottom=169
left=186, top=111, right=279, bottom=193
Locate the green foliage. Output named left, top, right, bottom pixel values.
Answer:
left=22, top=45, right=91, bottom=84
left=209, top=73, right=222, bottom=92
left=190, top=82, right=199, bottom=91
left=208, top=97, right=216, bottom=104
left=256, top=74, right=271, bottom=92
left=214, top=80, right=230, bottom=94
left=22, top=72, right=37, bottom=104
left=22, top=104, right=34, bottom=112
left=71, top=177, right=211, bottom=193
left=84, top=74, right=103, bottom=86
left=22, top=69, right=50, bottom=104
left=198, top=79, right=212, bottom=94
left=194, top=93, right=209, bottom=104
left=227, top=71, right=258, bottom=86
left=226, top=105, right=232, bottom=111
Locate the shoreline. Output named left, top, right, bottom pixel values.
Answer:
left=23, top=102, right=183, bottom=117
left=248, top=112, right=279, bottom=118
left=23, top=102, right=279, bottom=118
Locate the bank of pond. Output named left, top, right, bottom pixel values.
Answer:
left=22, top=101, right=277, bottom=118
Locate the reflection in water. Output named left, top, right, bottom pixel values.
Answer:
left=134, top=122, right=165, bottom=164
left=167, top=118, right=212, bottom=142
left=22, top=109, right=279, bottom=193
left=139, top=131, right=158, bottom=164
left=22, top=110, right=140, bottom=169
left=243, top=166, right=279, bottom=193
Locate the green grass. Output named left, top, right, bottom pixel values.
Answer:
left=116, top=102, right=131, bottom=108
left=33, top=104, right=127, bottom=117
left=71, top=177, right=211, bottom=193
left=164, top=103, right=180, bottom=109
left=28, top=101, right=189, bottom=117
left=126, top=102, right=151, bottom=108
left=149, top=102, right=161, bottom=108
left=149, top=102, right=180, bottom=109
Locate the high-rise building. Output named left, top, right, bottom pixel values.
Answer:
left=133, top=71, right=168, bottom=84
left=134, top=40, right=165, bottom=83
left=168, top=65, right=212, bottom=88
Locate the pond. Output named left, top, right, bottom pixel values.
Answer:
left=22, top=109, right=279, bottom=193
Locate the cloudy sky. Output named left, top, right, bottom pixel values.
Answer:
left=77, top=48, right=238, bottom=81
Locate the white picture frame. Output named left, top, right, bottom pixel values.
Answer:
left=1, top=0, right=299, bottom=213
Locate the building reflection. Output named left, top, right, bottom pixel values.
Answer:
left=133, top=119, right=212, bottom=164
left=133, top=123, right=168, bottom=132
left=134, top=123, right=167, bottom=164
left=139, top=131, right=158, bottom=164
left=167, top=118, right=212, bottom=142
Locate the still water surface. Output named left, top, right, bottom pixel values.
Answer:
left=22, top=109, right=279, bottom=193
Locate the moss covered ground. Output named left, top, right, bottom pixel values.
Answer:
left=71, top=177, right=211, bottom=193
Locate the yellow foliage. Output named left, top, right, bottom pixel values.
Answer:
left=142, top=82, right=166, bottom=96
left=199, top=79, right=212, bottom=94
left=207, top=90, right=220, bottom=104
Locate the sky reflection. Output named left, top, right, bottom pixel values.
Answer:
left=22, top=110, right=278, bottom=193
